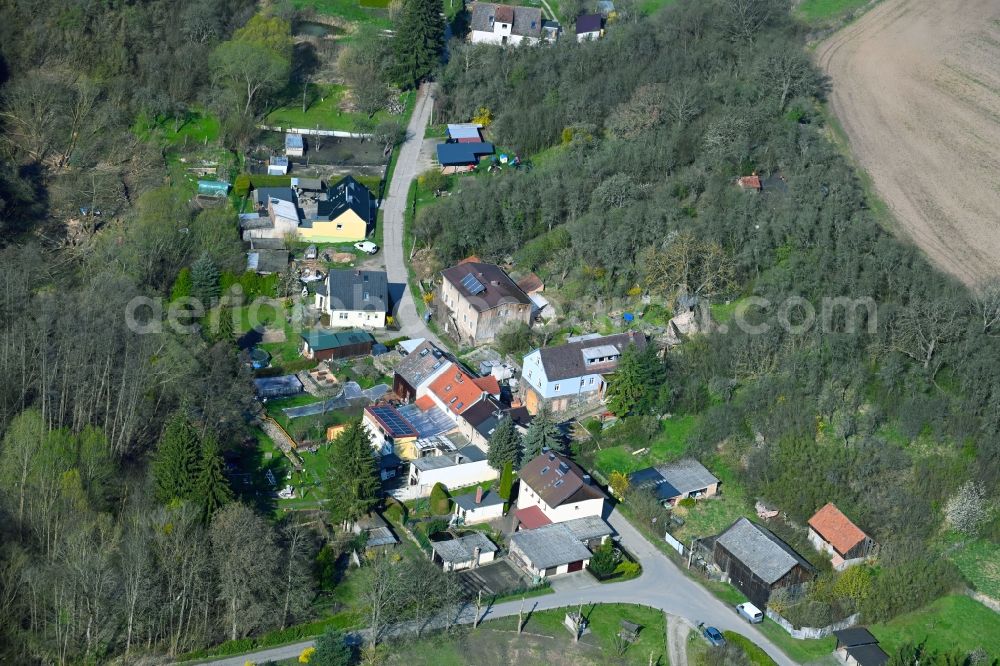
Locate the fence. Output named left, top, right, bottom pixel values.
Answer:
left=664, top=531, right=686, bottom=555
left=765, top=609, right=861, bottom=640
left=258, top=124, right=372, bottom=139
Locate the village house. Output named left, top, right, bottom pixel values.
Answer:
left=431, top=531, right=498, bottom=572
left=298, top=175, right=376, bottom=243
left=392, top=341, right=452, bottom=403
left=575, top=14, right=604, bottom=41
left=453, top=485, right=505, bottom=524
left=315, top=269, right=389, bottom=329
left=807, top=503, right=878, bottom=570
left=469, top=2, right=543, bottom=45
left=426, top=365, right=495, bottom=423
left=712, top=517, right=815, bottom=609
left=440, top=261, right=533, bottom=345
left=458, top=395, right=531, bottom=449
left=515, top=451, right=607, bottom=526
left=362, top=404, right=419, bottom=458
left=405, top=443, right=498, bottom=498
left=509, top=521, right=601, bottom=578
left=520, top=331, right=646, bottom=413
left=833, top=628, right=889, bottom=666
left=627, top=458, right=720, bottom=505
left=300, top=329, right=376, bottom=361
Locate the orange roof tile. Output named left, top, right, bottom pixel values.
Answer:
left=414, top=395, right=436, bottom=411
left=808, top=503, right=867, bottom=556
left=458, top=255, right=482, bottom=265
left=429, top=367, right=485, bottom=415
left=472, top=376, right=501, bottom=396
left=738, top=175, right=762, bottom=190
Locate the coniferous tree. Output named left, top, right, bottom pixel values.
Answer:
left=312, top=627, right=353, bottom=666
left=196, top=436, right=233, bottom=522
left=216, top=307, right=235, bottom=343
left=497, top=462, right=513, bottom=504
left=522, top=405, right=564, bottom=459
left=605, top=344, right=646, bottom=416
left=326, top=420, right=380, bottom=529
left=487, top=416, right=522, bottom=471
left=152, top=413, right=201, bottom=503
left=392, top=0, right=445, bottom=88
left=190, top=252, right=220, bottom=305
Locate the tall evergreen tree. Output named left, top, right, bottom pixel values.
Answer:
left=196, top=436, right=233, bottom=522
left=190, top=252, right=221, bottom=305
left=151, top=413, right=201, bottom=503
left=605, top=344, right=646, bottom=416
left=522, top=405, right=564, bottom=459
left=216, top=307, right=235, bottom=343
left=392, top=0, right=445, bottom=88
left=497, top=462, right=513, bottom=504
left=487, top=416, right=522, bottom=471
left=326, top=420, right=381, bottom=529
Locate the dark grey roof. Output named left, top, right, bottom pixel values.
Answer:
left=317, top=175, right=376, bottom=225
left=652, top=459, right=719, bottom=498
left=410, top=445, right=486, bottom=472
left=395, top=341, right=448, bottom=388
left=247, top=237, right=286, bottom=250
left=247, top=250, right=289, bottom=274
left=535, top=331, right=646, bottom=382
left=575, top=13, right=602, bottom=34
left=441, top=262, right=531, bottom=312
left=510, top=523, right=593, bottom=569
left=325, top=269, right=389, bottom=313
left=845, top=644, right=889, bottom=666
left=834, top=628, right=879, bottom=648
left=716, top=518, right=814, bottom=584
left=454, top=488, right=505, bottom=511
left=560, top=516, right=614, bottom=542
left=254, top=187, right=295, bottom=205
left=253, top=375, right=303, bottom=398
left=432, top=532, right=498, bottom=563
left=470, top=3, right=543, bottom=37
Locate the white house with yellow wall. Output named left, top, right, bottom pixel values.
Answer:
left=298, top=175, right=375, bottom=243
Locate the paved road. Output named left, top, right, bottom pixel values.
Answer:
left=192, top=509, right=800, bottom=666
left=381, top=83, right=443, bottom=347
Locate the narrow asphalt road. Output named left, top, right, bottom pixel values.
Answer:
left=191, top=510, right=800, bottom=666
left=381, top=83, right=443, bottom=347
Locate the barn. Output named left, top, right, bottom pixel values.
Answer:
left=300, top=329, right=375, bottom=361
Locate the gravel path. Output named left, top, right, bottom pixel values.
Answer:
left=816, top=0, right=1000, bottom=287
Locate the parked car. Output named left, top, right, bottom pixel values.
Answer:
left=703, top=626, right=725, bottom=647
left=736, top=602, right=764, bottom=624
left=354, top=241, right=379, bottom=254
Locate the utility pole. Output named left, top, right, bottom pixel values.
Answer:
left=518, top=597, right=524, bottom=634
left=474, top=590, right=483, bottom=628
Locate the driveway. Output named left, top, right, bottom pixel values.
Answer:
left=192, top=509, right=800, bottom=666
left=381, top=83, right=444, bottom=346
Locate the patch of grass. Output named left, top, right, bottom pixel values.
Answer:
left=592, top=415, right=699, bottom=476
left=267, top=83, right=395, bottom=132
left=870, top=595, right=1000, bottom=657
left=754, top=619, right=836, bottom=663
left=723, top=631, right=777, bottom=666
left=134, top=108, right=220, bottom=147
left=942, top=536, right=1000, bottom=599
left=710, top=299, right=744, bottom=325
left=291, top=0, right=392, bottom=26
left=796, top=0, right=870, bottom=23
left=638, top=0, right=676, bottom=15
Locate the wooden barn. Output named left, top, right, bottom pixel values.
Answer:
left=300, top=329, right=375, bottom=361
left=712, top=517, right=815, bottom=609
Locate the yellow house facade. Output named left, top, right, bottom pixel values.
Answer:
left=297, top=208, right=369, bottom=243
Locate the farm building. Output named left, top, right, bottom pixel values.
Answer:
left=436, top=142, right=495, bottom=173
left=807, top=503, right=878, bottom=570
left=712, top=517, right=815, bottom=609
left=300, top=329, right=375, bottom=361
left=431, top=531, right=498, bottom=572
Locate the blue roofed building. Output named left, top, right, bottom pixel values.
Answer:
left=436, top=142, right=495, bottom=172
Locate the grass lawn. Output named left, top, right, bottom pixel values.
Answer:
left=134, top=108, right=220, bottom=147
left=291, top=0, right=392, bottom=27
left=267, top=83, right=398, bottom=132
left=671, top=456, right=755, bottom=542
left=796, top=0, right=871, bottom=23
left=638, top=0, right=676, bottom=15
left=942, top=536, right=1000, bottom=599
left=384, top=603, right=666, bottom=666
left=870, top=595, right=1000, bottom=657
left=593, top=415, right=698, bottom=476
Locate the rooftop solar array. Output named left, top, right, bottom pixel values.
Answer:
left=369, top=405, right=417, bottom=437
left=461, top=273, right=486, bottom=295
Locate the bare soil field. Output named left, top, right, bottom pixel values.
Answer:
left=817, top=0, right=1000, bottom=286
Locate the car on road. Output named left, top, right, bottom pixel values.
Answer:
left=736, top=602, right=764, bottom=623
left=354, top=241, right=379, bottom=255
left=703, top=626, right=725, bottom=647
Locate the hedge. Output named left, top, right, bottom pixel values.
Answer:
left=249, top=174, right=293, bottom=189
left=722, top=631, right=777, bottom=666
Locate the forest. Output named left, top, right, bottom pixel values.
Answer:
left=423, top=0, right=999, bottom=629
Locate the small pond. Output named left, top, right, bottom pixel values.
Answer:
left=296, top=21, right=344, bottom=38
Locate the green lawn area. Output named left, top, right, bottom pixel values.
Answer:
left=593, top=415, right=698, bottom=476
left=134, top=108, right=220, bottom=147
left=266, top=83, right=399, bottom=132
left=942, top=536, right=1000, bottom=599
left=292, top=0, right=392, bottom=26
left=710, top=298, right=745, bottom=326
left=796, top=0, right=871, bottom=23
left=384, top=603, right=666, bottom=666
left=671, top=456, right=754, bottom=543
left=638, top=0, right=676, bottom=15
left=870, top=595, right=1000, bottom=657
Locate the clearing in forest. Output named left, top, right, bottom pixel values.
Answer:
left=816, top=0, right=1000, bottom=287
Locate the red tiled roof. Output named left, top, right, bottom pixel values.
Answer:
left=458, top=255, right=482, bottom=265
left=808, top=503, right=867, bottom=556
left=473, top=376, right=501, bottom=395
left=494, top=4, right=514, bottom=23
left=738, top=175, right=762, bottom=190
left=517, top=272, right=544, bottom=294
left=415, top=395, right=436, bottom=411
left=429, top=367, right=486, bottom=415
left=515, top=505, right=552, bottom=530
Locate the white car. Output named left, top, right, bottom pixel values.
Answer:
left=354, top=241, right=379, bottom=255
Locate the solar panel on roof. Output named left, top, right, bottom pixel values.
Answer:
left=461, top=273, right=486, bottom=295
left=371, top=405, right=415, bottom=436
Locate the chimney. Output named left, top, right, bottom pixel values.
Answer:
left=582, top=474, right=592, bottom=485
left=475, top=486, right=484, bottom=505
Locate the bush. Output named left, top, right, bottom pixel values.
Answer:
left=429, top=483, right=451, bottom=515
left=424, top=518, right=449, bottom=535
left=722, top=632, right=776, bottom=666
left=418, top=169, right=448, bottom=193
left=587, top=541, right=620, bottom=578
left=234, top=173, right=252, bottom=197
left=311, top=628, right=352, bottom=666
left=249, top=174, right=293, bottom=189
left=383, top=498, right=408, bottom=524
left=677, top=497, right=696, bottom=509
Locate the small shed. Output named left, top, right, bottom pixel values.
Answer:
left=268, top=156, right=290, bottom=176
left=301, top=329, right=376, bottom=361
left=453, top=486, right=505, bottom=525
left=353, top=513, right=399, bottom=549
left=446, top=123, right=484, bottom=143
left=575, top=13, right=603, bottom=41
left=197, top=180, right=230, bottom=197
left=285, top=133, right=305, bottom=157
left=833, top=628, right=889, bottom=666
left=253, top=375, right=303, bottom=399
left=247, top=249, right=289, bottom=275
left=431, top=531, right=498, bottom=572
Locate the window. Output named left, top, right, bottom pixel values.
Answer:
left=541, top=466, right=550, bottom=475
left=580, top=378, right=585, bottom=386
left=338, top=313, right=348, bottom=320
left=363, top=291, right=370, bottom=301
left=526, top=370, right=532, bottom=379
left=554, top=383, right=560, bottom=392
left=554, top=479, right=564, bottom=487
left=449, top=397, right=457, bottom=404
left=336, top=223, right=343, bottom=230
left=588, top=377, right=595, bottom=385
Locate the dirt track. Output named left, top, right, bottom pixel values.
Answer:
left=816, top=0, right=1000, bottom=286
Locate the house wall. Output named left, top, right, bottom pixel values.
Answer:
left=304, top=339, right=374, bottom=361
left=713, top=542, right=813, bottom=609
left=470, top=29, right=538, bottom=46
left=407, top=458, right=499, bottom=497
left=298, top=209, right=368, bottom=242
left=520, top=349, right=606, bottom=413
left=515, top=484, right=605, bottom=523
left=455, top=501, right=505, bottom=525
left=394, top=376, right=417, bottom=403
left=326, top=309, right=387, bottom=329
left=576, top=30, right=602, bottom=42
left=440, top=281, right=531, bottom=344
left=437, top=548, right=496, bottom=572
left=807, top=528, right=873, bottom=571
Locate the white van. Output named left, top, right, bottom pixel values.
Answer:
left=736, top=602, right=764, bottom=624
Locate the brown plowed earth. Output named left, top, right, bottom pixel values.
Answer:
left=816, top=0, right=1000, bottom=287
